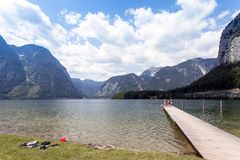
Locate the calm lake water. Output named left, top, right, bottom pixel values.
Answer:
left=0, top=99, right=239, bottom=154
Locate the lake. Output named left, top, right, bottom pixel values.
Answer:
left=0, top=99, right=239, bottom=154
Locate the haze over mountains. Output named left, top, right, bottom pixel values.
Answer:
left=72, top=79, right=104, bottom=97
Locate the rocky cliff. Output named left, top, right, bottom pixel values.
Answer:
left=97, top=73, right=144, bottom=97
left=217, top=13, right=240, bottom=65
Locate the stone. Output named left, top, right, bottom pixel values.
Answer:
left=217, top=13, right=240, bottom=65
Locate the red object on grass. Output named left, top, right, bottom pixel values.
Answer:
left=59, top=137, right=67, bottom=142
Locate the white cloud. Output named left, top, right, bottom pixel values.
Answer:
left=61, top=10, right=81, bottom=25
left=207, top=18, right=217, bottom=29
left=217, top=10, right=230, bottom=19
left=0, top=0, right=224, bottom=81
left=71, top=13, right=139, bottom=47
left=0, top=0, right=66, bottom=50
left=176, top=0, right=217, bottom=18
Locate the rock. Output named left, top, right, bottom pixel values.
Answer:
left=97, top=73, right=144, bottom=97
left=87, top=143, right=116, bottom=150
left=217, top=12, right=240, bottom=65
left=105, top=144, right=116, bottom=149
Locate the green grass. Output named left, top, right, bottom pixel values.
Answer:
left=112, top=92, right=124, bottom=99
left=181, top=62, right=240, bottom=92
left=225, top=128, right=240, bottom=137
left=0, top=134, right=202, bottom=160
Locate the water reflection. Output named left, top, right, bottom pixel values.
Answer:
left=0, top=99, right=195, bottom=153
left=0, top=99, right=239, bottom=153
left=165, top=115, right=198, bottom=155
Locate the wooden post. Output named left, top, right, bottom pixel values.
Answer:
left=220, top=100, right=223, bottom=116
left=181, top=100, right=184, bottom=110
left=202, top=99, right=205, bottom=113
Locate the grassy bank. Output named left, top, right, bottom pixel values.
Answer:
left=225, top=128, right=240, bottom=137
left=0, top=134, right=202, bottom=160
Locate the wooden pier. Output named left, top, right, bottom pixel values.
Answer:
left=163, top=104, right=240, bottom=160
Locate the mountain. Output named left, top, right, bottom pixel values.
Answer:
left=143, top=58, right=216, bottom=90
left=112, top=62, right=240, bottom=99
left=217, top=13, right=240, bottom=65
left=0, top=36, right=81, bottom=99
left=167, top=12, right=240, bottom=98
left=102, top=13, right=240, bottom=99
left=0, top=36, right=26, bottom=97
left=96, top=73, right=144, bottom=97
left=140, top=67, right=162, bottom=81
left=72, top=78, right=104, bottom=97
left=97, top=58, right=216, bottom=97
left=179, top=62, right=240, bottom=93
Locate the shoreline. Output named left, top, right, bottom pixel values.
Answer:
left=112, top=88, right=240, bottom=100
left=0, top=134, right=202, bottom=160
left=0, top=133, right=197, bottom=154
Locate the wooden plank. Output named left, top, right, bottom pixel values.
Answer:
left=163, top=104, right=240, bottom=160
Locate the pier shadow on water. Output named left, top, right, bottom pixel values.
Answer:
left=163, top=108, right=201, bottom=157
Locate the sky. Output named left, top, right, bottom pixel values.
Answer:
left=0, top=0, right=240, bottom=81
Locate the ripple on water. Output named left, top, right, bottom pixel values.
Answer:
left=0, top=99, right=201, bottom=153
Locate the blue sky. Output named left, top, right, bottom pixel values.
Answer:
left=28, top=0, right=240, bottom=21
left=29, top=0, right=177, bottom=18
left=0, top=0, right=240, bottom=80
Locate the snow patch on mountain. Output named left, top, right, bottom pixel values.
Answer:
left=141, top=67, right=162, bottom=77
left=196, top=64, right=207, bottom=75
